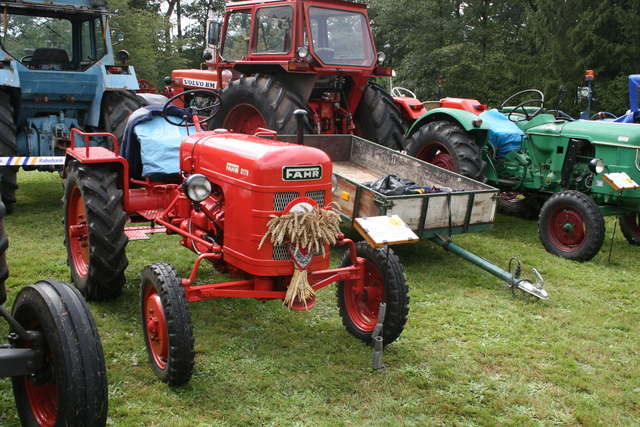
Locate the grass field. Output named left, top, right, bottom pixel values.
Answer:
left=0, top=171, right=639, bottom=426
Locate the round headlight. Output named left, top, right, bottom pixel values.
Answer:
left=297, top=46, right=309, bottom=59
left=377, top=51, right=385, bottom=66
left=588, top=158, right=605, bottom=174
left=183, top=174, right=212, bottom=203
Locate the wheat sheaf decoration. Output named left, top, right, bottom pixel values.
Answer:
left=258, top=203, right=342, bottom=308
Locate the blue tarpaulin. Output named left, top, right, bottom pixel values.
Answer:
left=479, top=109, right=524, bottom=157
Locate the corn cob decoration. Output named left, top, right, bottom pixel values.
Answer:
left=259, top=204, right=341, bottom=308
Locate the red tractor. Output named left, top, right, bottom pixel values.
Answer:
left=62, top=90, right=409, bottom=386
left=165, top=0, right=406, bottom=149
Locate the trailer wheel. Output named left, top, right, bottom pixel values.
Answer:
left=11, top=280, right=108, bottom=427
left=0, top=91, right=18, bottom=213
left=406, top=120, right=486, bottom=182
left=619, top=213, right=640, bottom=245
left=63, top=160, right=128, bottom=300
left=210, top=74, right=312, bottom=135
left=538, top=191, right=605, bottom=262
left=352, top=82, right=406, bottom=150
left=101, top=90, right=143, bottom=148
left=140, top=262, right=195, bottom=386
left=337, top=242, right=409, bottom=346
left=499, top=192, right=547, bottom=220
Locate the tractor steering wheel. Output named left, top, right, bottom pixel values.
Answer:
left=163, top=89, right=222, bottom=127
left=391, top=87, right=417, bottom=98
left=500, top=89, right=545, bottom=122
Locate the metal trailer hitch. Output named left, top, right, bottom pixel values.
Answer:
left=429, top=235, right=549, bottom=301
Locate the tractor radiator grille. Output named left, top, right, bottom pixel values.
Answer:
left=272, top=191, right=325, bottom=211
left=271, top=190, right=326, bottom=260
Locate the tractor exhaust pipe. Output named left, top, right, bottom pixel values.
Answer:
left=294, top=109, right=307, bottom=145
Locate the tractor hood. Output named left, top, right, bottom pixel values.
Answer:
left=525, top=117, right=640, bottom=148
left=180, top=131, right=333, bottom=189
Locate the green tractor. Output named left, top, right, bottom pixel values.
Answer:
left=396, top=88, right=640, bottom=262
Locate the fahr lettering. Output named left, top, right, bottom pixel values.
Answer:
left=282, top=166, right=322, bottom=181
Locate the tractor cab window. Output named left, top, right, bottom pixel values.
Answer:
left=307, top=7, right=374, bottom=67
left=0, top=11, right=107, bottom=71
left=221, top=10, right=252, bottom=61
left=253, top=6, right=293, bottom=54
left=80, top=18, right=106, bottom=69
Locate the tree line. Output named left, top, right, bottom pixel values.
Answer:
left=114, top=0, right=640, bottom=118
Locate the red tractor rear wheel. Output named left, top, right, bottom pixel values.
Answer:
left=63, top=160, right=128, bottom=300
left=140, top=262, right=195, bottom=386
left=210, top=74, right=311, bottom=135
left=407, top=120, right=486, bottom=182
left=337, top=242, right=408, bottom=346
left=538, top=191, right=605, bottom=262
left=352, top=82, right=406, bottom=150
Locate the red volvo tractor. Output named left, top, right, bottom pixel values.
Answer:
left=62, top=90, right=408, bottom=386
left=165, top=0, right=405, bottom=148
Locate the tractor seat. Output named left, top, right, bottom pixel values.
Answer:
left=30, top=48, right=71, bottom=70
left=315, top=48, right=334, bottom=63
left=120, top=105, right=194, bottom=181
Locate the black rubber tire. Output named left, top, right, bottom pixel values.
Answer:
left=210, top=74, right=312, bottom=135
left=101, top=90, right=143, bottom=148
left=0, top=200, right=7, bottom=305
left=11, top=279, right=108, bottom=427
left=63, top=160, right=128, bottom=300
left=352, top=82, right=406, bottom=150
left=406, top=120, right=487, bottom=182
left=336, top=241, right=409, bottom=346
left=0, top=91, right=18, bottom=213
left=538, top=191, right=605, bottom=262
left=619, top=213, right=640, bottom=245
left=140, top=262, right=195, bottom=386
left=499, top=192, right=547, bottom=220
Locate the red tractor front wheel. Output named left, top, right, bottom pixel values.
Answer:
left=619, top=213, right=640, bottom=245
left=336, top=242, right=408, bottom=346
left=538, top=191, right=605, bottom=262
left=140, top=262, right=195, bottom=386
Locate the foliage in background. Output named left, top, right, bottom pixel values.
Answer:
left=112, top=0, right=640, bottom=115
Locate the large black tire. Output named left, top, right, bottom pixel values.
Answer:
left=538, top=191, right=605, bottom=262
left=0, top=200, right=7, bottom=305
left=63, top=160, right=128, bottom=300
left=619, top=213, right=640, bottom=245
left=0, top=91, right=18, bottom=213
left=101, top=90, right=143, bottom=148
left=11, top=279, right=108, bottom=426
left=210, top=74, right=312, bottom=135
left=140, top=262, right=195, bottom=386
left=352, top=82, right=406, bottom=150
left=499, top=192, right=547, bottom=220
left=406, top=120, right=486, bottom=182
left=337, top=241, right=409, bottom=346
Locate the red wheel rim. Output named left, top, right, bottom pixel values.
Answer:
left=223, top=104, right=266, bottom=134
left=25, top=378, right=57, bottom=427
left=344, top=259, right=385, bottom=332
left=23, top=322, right=57, bottom=427
left=625, top=213, right=640, bottom=236
left=415, top=141, right=456, bottom=171
left=547, top=205, right=586, bottom=251
left=67, top=186, right=89, bottom=278
left=143, top=285, right=168, bottom=369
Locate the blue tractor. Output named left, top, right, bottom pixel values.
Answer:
left=0, top=0, right=143, bottom=212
